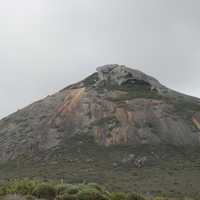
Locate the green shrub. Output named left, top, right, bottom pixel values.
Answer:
left=55, top=184, right=67, bottom=195
left=32, top=183, right=56, bottom=200
left=56, top=194, right=78, bottom=200
left=12, top=180, right=37, bottom=195
left=110, top=192, right=127, bottom=200
left=67, top=188, right=79, bottom=195
left=55, top=184, right=79, bottom=200
left=55, top=183, right=80, bottom=195
left=0, top=186, right=8, bottom=196
left=0, top=179, right=38, bottom=196
left=126, top=193, right=146, bottom=200
left=86, top=183, right=104, bottom=193
left=3, top=194, right=26, bottom=200
left=25, top=194, right=36, bottom=200
left=78, top=190, right=109, bottom=200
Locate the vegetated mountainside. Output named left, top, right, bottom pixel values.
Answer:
left=0, top=64, right=200, bottom=198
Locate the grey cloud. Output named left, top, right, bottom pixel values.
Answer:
left=0, top=0, right=200, bottom=118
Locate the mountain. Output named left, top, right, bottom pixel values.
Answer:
left=1, top=64, right=200, bottom=197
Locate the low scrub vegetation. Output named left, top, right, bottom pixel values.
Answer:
left=0, top=179, right=196, bottom=200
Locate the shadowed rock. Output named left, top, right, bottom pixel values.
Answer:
left=96, top=64, right=166, bottom=92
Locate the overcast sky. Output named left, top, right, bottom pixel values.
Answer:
left=0, top=0, right=200, bottom=119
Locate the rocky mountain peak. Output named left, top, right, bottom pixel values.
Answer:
left=0, top=64, right=200, bottom=164
left=96, top=64, right=164, bottom=92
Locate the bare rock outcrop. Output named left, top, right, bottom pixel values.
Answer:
left=96, top=64, right=165, bottom=92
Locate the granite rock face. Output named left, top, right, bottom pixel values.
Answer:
left=0, top=64, right=200, bottom=162
left=96, top=64, right=165, bottom=92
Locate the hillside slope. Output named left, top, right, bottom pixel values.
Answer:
left=0, top=64, right=200, bottom=161
left=0, top=65, right=200, bottom=197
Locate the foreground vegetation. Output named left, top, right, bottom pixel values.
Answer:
left=0, top=179, right=197, bottom=200
left=1, top=143, right=200, bottom=198
left=0, top=179, right=146, bottom=200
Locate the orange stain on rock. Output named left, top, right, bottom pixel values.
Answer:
left=58, top=88, right=86, bottom=114
left=115, top=107, right=135, bottom=125
left=192, top=115, right=200, bottom=130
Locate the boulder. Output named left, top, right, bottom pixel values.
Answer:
left=96, top=64, right=165, bottom=92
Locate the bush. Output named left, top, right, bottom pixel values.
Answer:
left=25, top=195, right=36, bottom=200
left=110, top=192, right=127, bottom=200
left=78, top=190, right=109, bottom=200
left=32, top=183, right=56, bottom=200
left=55, top=184, right=67, bottom=195
left=154, top=198, right=169, bottom=200
left=0, top=179, right=191, bottom=200
left=86, top=183, right=104, bottom=193
left=12, top=180, right=37, bottom=196
left=0, top=186, right=8, bottom=196
left=0, top=179, right=38, bottom=196
left=67, top=188, right=79, bottom=195
left=126, top=193, right=146, bottom=200
left=3, top=194, right=26, bottom=200
left=56, top=194, right=78, bottom=200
